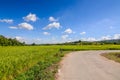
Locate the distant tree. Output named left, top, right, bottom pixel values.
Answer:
left=31, top=43, right=36, bottom=46
left=114, top=42, right=117, bottom=45
left=0, top=35, right=25, bottom=46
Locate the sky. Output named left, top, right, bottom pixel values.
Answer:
left=0, top=0, right=120, bottom=44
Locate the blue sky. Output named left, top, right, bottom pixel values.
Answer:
left=0, top=0, right=120, bottom=44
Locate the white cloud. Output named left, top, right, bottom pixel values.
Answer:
left=23, top=13, right=38, bottom=22
left=101, top=35, right=111, bottom=40
left=49, top=16, right=58, bottom=22
left=62, top=35, right=69, bottom=40
left=81, top=37, right=97, bottom=41
left=80, top=31, right=86, bottom=35
left=0, top=19, right=13, bottom=23
left=87, top=37, right=97, bottom=41
left=32, top=38, right=42, bottom=44
left=9, top=22, right=34, bottom=30
left=43, top=22, right=61, bottom=30
left=36, top=38, right=42, bottom=41
left=113, top=34, right=120, bottom=39
left=99, top=34, right=120, bottom=41
left=15, top=36, right=25, bottom=42
left=88, top=37, right=97, bottom=41
left=82, top=34, right=120, bottom=42
left=9, top=26, right=18, bottom=29
left=64, top=28, right=73, bottom=34
left=43, top=32, right=50, bottom=35
left=18, top=22, right=34, bottom=30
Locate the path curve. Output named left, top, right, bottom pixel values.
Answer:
left=57, top=50, right=120, bottom=80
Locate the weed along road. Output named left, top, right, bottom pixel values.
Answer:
left=57, top=50, right=120, bottom=80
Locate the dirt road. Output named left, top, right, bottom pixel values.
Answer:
left=57, top=50, right=120, bottom=80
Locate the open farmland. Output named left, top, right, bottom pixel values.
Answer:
left=0, top=45, right=120, bottom=80
left=0, top=46, right=62, bottom=80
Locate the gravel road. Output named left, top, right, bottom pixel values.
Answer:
left=57, top=50, right=120, bottom=80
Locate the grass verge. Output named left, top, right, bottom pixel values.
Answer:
left=102, top=52, right=120, bottom=63
left=14, top=51, right=68, bottom=80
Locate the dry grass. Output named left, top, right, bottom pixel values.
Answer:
left=102, top=52, right=120, bottom=63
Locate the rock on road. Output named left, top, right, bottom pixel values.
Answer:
left=57, top=50, right=120, bottom=80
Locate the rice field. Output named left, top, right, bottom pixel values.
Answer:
left=0, top=45, right=120, bottom=80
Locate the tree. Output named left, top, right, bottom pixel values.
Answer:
left=0, top=35, right=25, bottom=46
left=31, top=43, right=36, bottom=46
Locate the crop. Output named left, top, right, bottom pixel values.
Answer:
left=0, top=46, right=63, bottom=80
left=0, top=45, right=120, bottom=80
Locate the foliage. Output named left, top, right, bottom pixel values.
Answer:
left=0, top=35, right=25, bottom=46
left=61, top=39, right=120, bottom=45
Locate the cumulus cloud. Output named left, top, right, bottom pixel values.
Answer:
left=43, top=32, right=50, bottom=35
left=36, top=38, right=42, bottom=41
left=23, top=13, right=38, bottom=22
left=15, top=36, right=22, bottom=40
left=18, top=22, right=34, bottom=30
left=32, top=38, right=42, bottom=44
left=81, top=34, right=120, bottom=42
left=64, top=28, right=73, bottom=34
left=15, top=36, right=25, bottom=42
left=9, top=26, right=18, bottom=29
left=80, top=31, right=86, bottom=35
left=9, top=22, right=34, bottom=30
left=81, top=37, right=97, bottom=41
left=101, top=34, right=120, bottom=40
left=113, top=34, right=120, bottom=39
left=0, top=19, right=13, bottom=23
left=43, top=22, right=61, bottom=30
left=62, top=35, right=69, bottom=40
left=101, top=35, right=111, bottom=40
left=49, top=16, right=58, bottom=22
left=87, top=37, right=97, bottom=41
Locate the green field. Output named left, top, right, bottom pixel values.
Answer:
left=0, top=45, right=120, bottom=80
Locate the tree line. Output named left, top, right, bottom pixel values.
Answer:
left=60, top=40, right=120, bottom=45
left=0, top=35, right=25, bottom=46
left=1, top=34, right=120, bottom=46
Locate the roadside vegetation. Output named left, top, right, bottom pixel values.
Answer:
left=0, top=46, right=67, bottom=80
left=102, top=52, right=120, bottom=63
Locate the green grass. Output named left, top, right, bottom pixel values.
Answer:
left=56, top=45, right=120, bottom=50
left=102, top=52, right=120, bottom=63
left=0, top=46, right=64, bottom=80
left=0, top=45, right=120, bottom=80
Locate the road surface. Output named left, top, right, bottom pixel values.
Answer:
left=57, top=50, right=120, bottom=80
